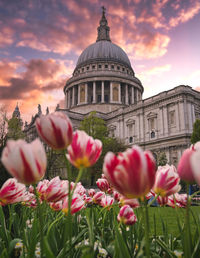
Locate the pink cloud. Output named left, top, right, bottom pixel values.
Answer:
left=0, top=26, right=14, bottom=47
left=169, top=1, right=200, bottom=27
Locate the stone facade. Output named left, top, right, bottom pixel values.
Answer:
left=24, top=8, right=200, bottom=168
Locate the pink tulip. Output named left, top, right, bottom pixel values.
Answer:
left=103, top=146, right=156, bottom=198
left=113, top=190, right=121, bottom=202
left=157, top=196, right=168, bottom=206
left=92, top=191, right=105, bottom=204
left=1, top=139, right=47, bottom=185
left=153, top=165, right=181, bottom=197
left=44, top=176, right=68, bottom=202
left=117, top=205, right=137, bottom=225
left=96, top=178, right=110, bottom=192
left=72, top=182, right=86, bottom=196
left=100, top=195, right=114, bottom=208
left=37, top=179, right=49, bottom=200
left=62, top=195, right=85, bottom=215
left=177, top=148, right=196, bottom=183
left=36, top=112, right=73, bottom=150
left=167, top=193, right=187, bottom=208
left=0, top=178, right=26, bottom=205
left=119, top=196, right=140, bottom=208
left=50, top=201, right=63, bottom=211
left=66, top=130, right=102, bottom=169
left=88, top=188, right=96, bottom=197
left=191, top=146, right=200, bottom=186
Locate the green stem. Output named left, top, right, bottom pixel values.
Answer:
left=143, top=199, right=150, bottom=258
left=47, top=211, right=64, bottom=237
left=185, top=183, right=191, bottom=258
left=33, top=185, right=44, bottom=258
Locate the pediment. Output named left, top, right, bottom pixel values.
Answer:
left=126, top=118, right=135, bottom=125
left=147, top=112, right=157, bottom=118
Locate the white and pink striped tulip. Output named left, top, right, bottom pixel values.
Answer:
left=50, top=201, right=63, bottom=211
left=153, top=165, right=181, bottom=197
left=100, top=195, right=114, bottom=208
left=44, top=176, right=68, bottom=202
left=92, top=191, right=105, bottom=204
left=117, top=205, right=137, bottom=225
left=0, top=178, right=26, bottom=205
left=167, top=193, right=187, bottom=208
left=37, top=179, right=49, bottom=200
left=1, top=139, right=46, bottom=185
left=96, top=178, right=110, bottom=192
left=66, top=130, right=102, bottom=169
left=35, top=112, right=73, bottom=150
left=88, top=188, right=96, bottom=197
left=62, top=195, right=85, bottom=215
left=103, top=146, right=156, bottom=198
left=119, top=196, right=140, bottom=209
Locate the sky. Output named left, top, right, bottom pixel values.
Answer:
left=0, top=0, right=200, bottom=123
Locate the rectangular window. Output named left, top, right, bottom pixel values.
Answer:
left=98, top=64, right=102, bottom=68
left=169, top=111, right=175, bottom=127
left=105, top=64, right=108, bottom=68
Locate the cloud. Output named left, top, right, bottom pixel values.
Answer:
left=169, top=1, right=200, bottom=27
left=0, top=26, right=14, bottom=47
left=0, top=58, right=74, bottom=120
left=137, top=64, right=171, bottom=83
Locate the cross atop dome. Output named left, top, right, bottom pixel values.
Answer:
left=96, top=6, right=111, bottom=42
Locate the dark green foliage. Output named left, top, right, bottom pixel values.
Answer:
left=191, top=119, right=200, bottom=144
left=157, top=152, right=168, bottom=166
left=7, top=117, right=24, bottom=140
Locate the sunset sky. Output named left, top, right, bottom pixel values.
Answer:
left=0, top=0, right=200, bottom=123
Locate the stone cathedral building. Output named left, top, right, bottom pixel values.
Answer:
left=25, top=8, right=200, bottom=167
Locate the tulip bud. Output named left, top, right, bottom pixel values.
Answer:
left=36, top=112, right=73, bottom=150
left=117, top=205, right=137, bottom=225
left=1, top=139, right=46, bottom=185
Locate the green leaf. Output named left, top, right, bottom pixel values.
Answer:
left=44, top=236, right=55, bottom=258
left=8, top=238, right=22, bottom=256
left=115, top=226, right=131, bottom=258
left=156, top=238, right=177, bottom=257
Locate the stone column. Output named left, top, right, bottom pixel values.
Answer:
left=85, top=83, right=88, bottom=103
left=110, top=82, right=113, bottom=102
left=65, top=91, right=68, bottom=109
left=131, top=87, right=134, bottom=104
left=92, top=81, right=96, bottom=103
left=175, top=102, right=180, bottom=132
left=125, top=84, right=128, bottom=105
left=101, top=81, right=104, bottom=103
left=68, top=89, right=71, bottom=108
left=72, top=86, right=75, bottom=106
left=78, top=84, right=80, bottom=105
left=119, top=83, right=121, bottom=103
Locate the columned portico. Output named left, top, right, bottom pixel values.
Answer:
left=110, top=82, right=113, bottom=102
left=125, top=84, right=128, bottom=105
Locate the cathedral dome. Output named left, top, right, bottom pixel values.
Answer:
left=76, top=41, right=132, bottom=68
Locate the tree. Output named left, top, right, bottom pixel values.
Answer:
left=157, top=152, right=168, bottom=166
left=79, top=112, right=128, bottom=186
left=7, top=117, right=24, bottom=140
left=191, top=119, right=200, bottom=144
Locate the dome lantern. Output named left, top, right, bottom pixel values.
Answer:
left=96, top=6, right=111, bottom=42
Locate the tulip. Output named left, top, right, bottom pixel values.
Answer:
left=157, top=196, right=168, bottom=206
left=177, top=148, right=196, bottom=183
left=113, top=190, right=121, bottom=202
left=117, top=205, right=137, bottom=225
left=119, top=196, right=140, bottom=208
left=50, top=201, right=63, bottom=211
left=0, top=178, right=26, bottom=205
left=167, top=193, right=187, bottom=208
left=153, top=165, right=181, bottom=197
left=88, top=188, right=96, bottom=197
left=100, top=195, right=114, bottom=208
left=37, top=179, right=49, bottom=201
left=35, top=111, right=73, bottom=150
left=62, top=195, right=85, bottom=215
left=1, top=139, right=46, bottom=185
left=44, top=176, right=68, bottom=202
left=72, top=182, right=86, bottom=196
left=66, top=130, right=102, bottom=169
left=96, top=178, right=110, bottom=192
left=103, top=146, right=156, bottom=198
left=92, top=191, right=105, bottom=204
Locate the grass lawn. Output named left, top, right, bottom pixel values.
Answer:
left=143, top=206, right=200, bottom=237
